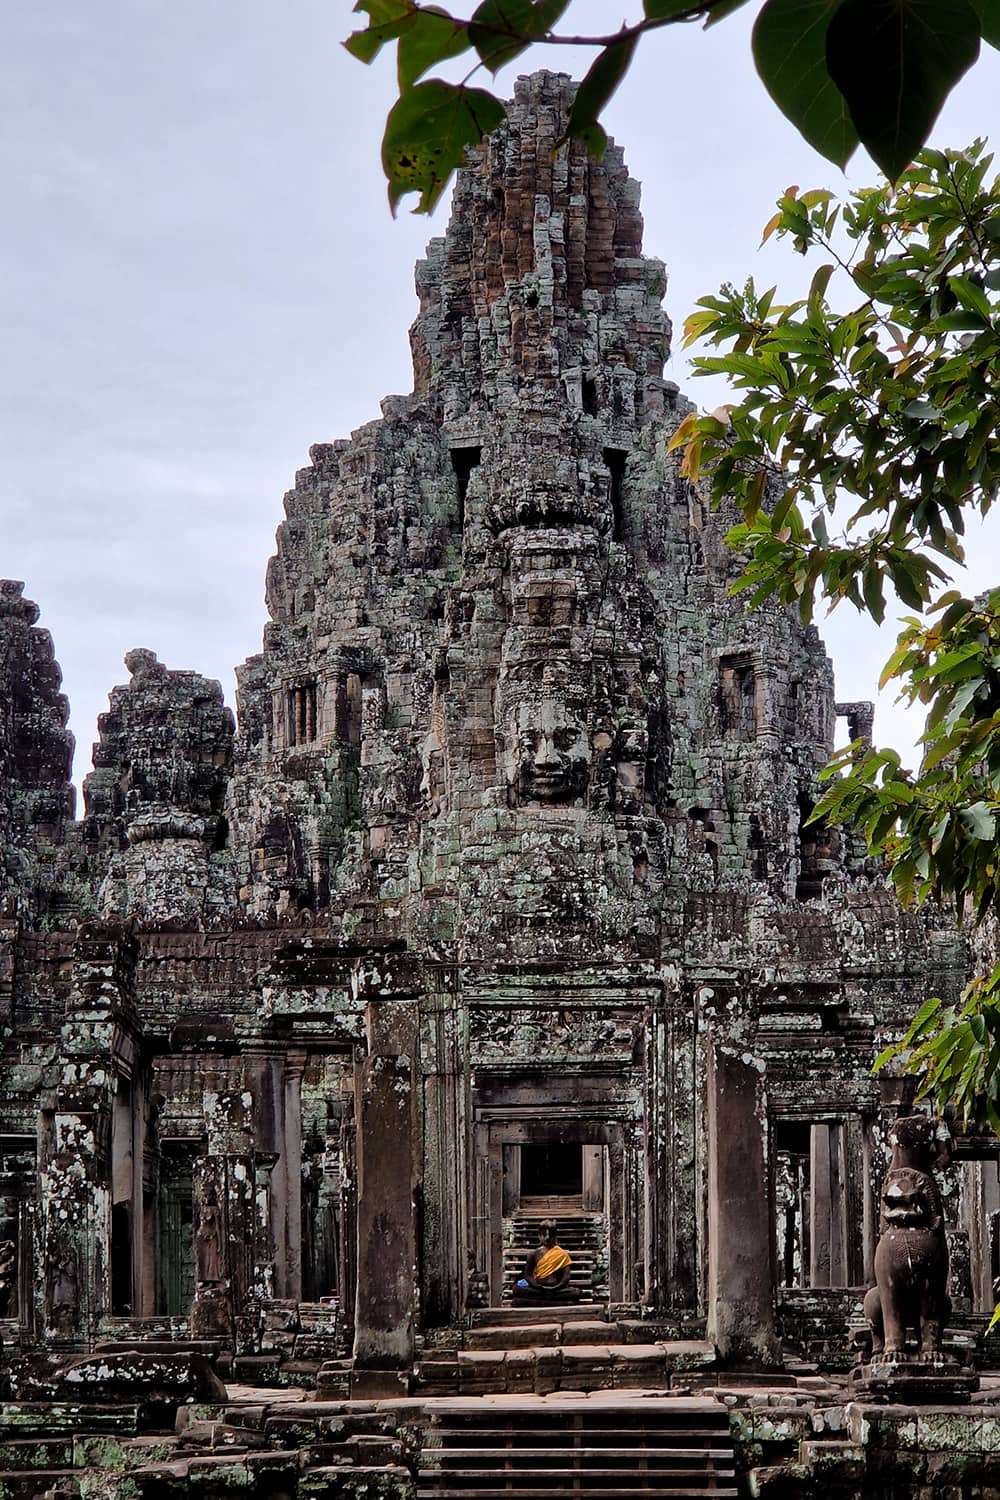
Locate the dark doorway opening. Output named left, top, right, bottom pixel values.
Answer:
left=110, top=1202, right=133, bottom=1315
left=520, top=1143, right=583, bottom=1198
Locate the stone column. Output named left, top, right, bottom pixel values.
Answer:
left=252, top=1152, right=279, bottom=1302
left=705, top=1040, right=781, bottom=1366
left=352, top=1050, right=416, bottom=1395
left=41, top=921, right=139, bottom=1346
left=809, top=1122, right=848, bottom=1288
left=351, top=963, right=419, bottom=1398
left=190, top=1087, right=255, bottom=1345
left=243, top=1047, right=288, bottom=1293
left=283, top=1051, right=306, bottom=1301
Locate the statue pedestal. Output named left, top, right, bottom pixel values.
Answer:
left=853, top=1353, right=979, bottom=1404
left=511, top=1287, right=582, bottom=1306
left=190, top=1281, right=233, bottom=1340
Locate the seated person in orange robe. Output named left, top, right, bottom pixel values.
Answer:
left=518, top=1218, right=572, bottom=1294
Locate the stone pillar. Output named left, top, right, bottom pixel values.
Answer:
left=809, top=1122, right=847, bottom=1288
left=283, top=1051, right=306, bottom=1301
left=351, top=965, right=419, bottom=1398
left=243, top=1048, right=288, bottom=1293
left=351, top=1050, right=416, bottom=1395
left=705, top=1040, right=781, bottom=1366
left=0, top=906, right=17, bottom=1029
left=190, top=1086, right=255, bottom=1346
left=190, top=1156, right=232, bottom=1339
left=41, top=921, right=139, bottom=1346
left=252, top=1152, right=278, bottom=1302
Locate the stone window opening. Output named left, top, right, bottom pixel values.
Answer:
left=603, top=447, right=627, bottom=540
left=582, top=376, right=599, bottom=416
left=450, top=445, right=482, bottom=528
left=286, top=681, right=318, bottom=747
left=835, top=699, right=875, bottom=751
left=796, top=794, right=839, bottom=900
left=336, top=672, right=363, bottom=748
left=688, top=807, right=719, bottom=873
left=719, top=653, right=756, bottom=736
left=749, top=812, right=768, bottom=880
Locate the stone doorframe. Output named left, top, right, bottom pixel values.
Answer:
left=471, top=1108, right=643, bottom=1306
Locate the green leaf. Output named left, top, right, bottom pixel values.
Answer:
left=902, top=398, right=943, bottom=419
left=644, top=0, right=703, bottom=14
left=752, top=0, right=859, bottom=169
left=960, top=800, right=997, bottom=839
left=863, top=563, right=887, bottom=624
left=826, top=0, right=981, bottom=181
left=345, top=0, right=416, bottom=63
left=704, top=0, right=755, bottom=23
left=469, top=0, right=571, bottom=73
left=559, top=32, right=639, bottom=158
left=905, top=994, right=944, bottom=1040
left=807, top=261, right=835, bottom=315
left=398, top=7, right=470, bottom=88
left=381, top=80, right=506, bottom=214
left=949, top=272, right=993, bottom=320
left=969, top=0, right=1000, bottom=46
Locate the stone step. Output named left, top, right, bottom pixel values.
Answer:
left=416, top=1344, right=717, bottom=1398
left=466, top=1322, right=618, bottom=1350
left=299, top=1466, right=415, bottom=1500
left=0, top=1470, right=80, bottom=1499
left=0, top=1437, right=75, bottom=1469
left=422, top=1402, right=737, bottom=1500
left=422, top=1450, right=731, bottom=1465
left=419, top=1482, right=740, bottom=1494
left=129, top=1447, right=304, bottom=1493
left=0, top=1404, right=143, bottom=1436
left=419, top=1477, right=737, bottom=1488
left=428, top=1424, right=731, bottom=1440
left=469, top=1307, right=613, bottom=1328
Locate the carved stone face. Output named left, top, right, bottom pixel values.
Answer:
left=508, top=697, right=590, bottom=804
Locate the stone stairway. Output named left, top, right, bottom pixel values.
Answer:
left=0, top=1401, right=153, bottom=1499
left=414, top=1312, right=716, bottom=1398
left=419, top=1399, right=738, bottom=1499
left=503, top=1213, right=606, bottom=1305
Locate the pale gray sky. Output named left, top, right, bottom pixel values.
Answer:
left=4, top=2, right=1000, bottom=793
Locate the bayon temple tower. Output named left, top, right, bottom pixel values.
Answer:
left=1, top=72, right=997, bottom=1394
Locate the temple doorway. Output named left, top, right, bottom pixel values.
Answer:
left=497, top=1137, right=611, bottom=1306
left=471, top=1090, right=644, bottom=1312
left=155, top=1141, right=197, bottom=1317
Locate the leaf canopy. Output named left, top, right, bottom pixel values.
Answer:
left=345, top=0, right=1000, bottom=212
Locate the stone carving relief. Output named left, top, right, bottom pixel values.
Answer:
left=504, top=694, right=591, bottom=807
left=469, top=1005, right=641, bottom=1064
left=496, top=654, right=593, bottom=810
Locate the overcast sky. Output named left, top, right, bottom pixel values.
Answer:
left=4, top=2, right=1000, bottom=797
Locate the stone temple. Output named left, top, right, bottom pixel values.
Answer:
left=4, top=70, right=1000, bottom=1497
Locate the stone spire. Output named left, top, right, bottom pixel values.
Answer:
left=409, top=71, right=671, bottom=423
left=0, top=580, right=75, bottom=918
